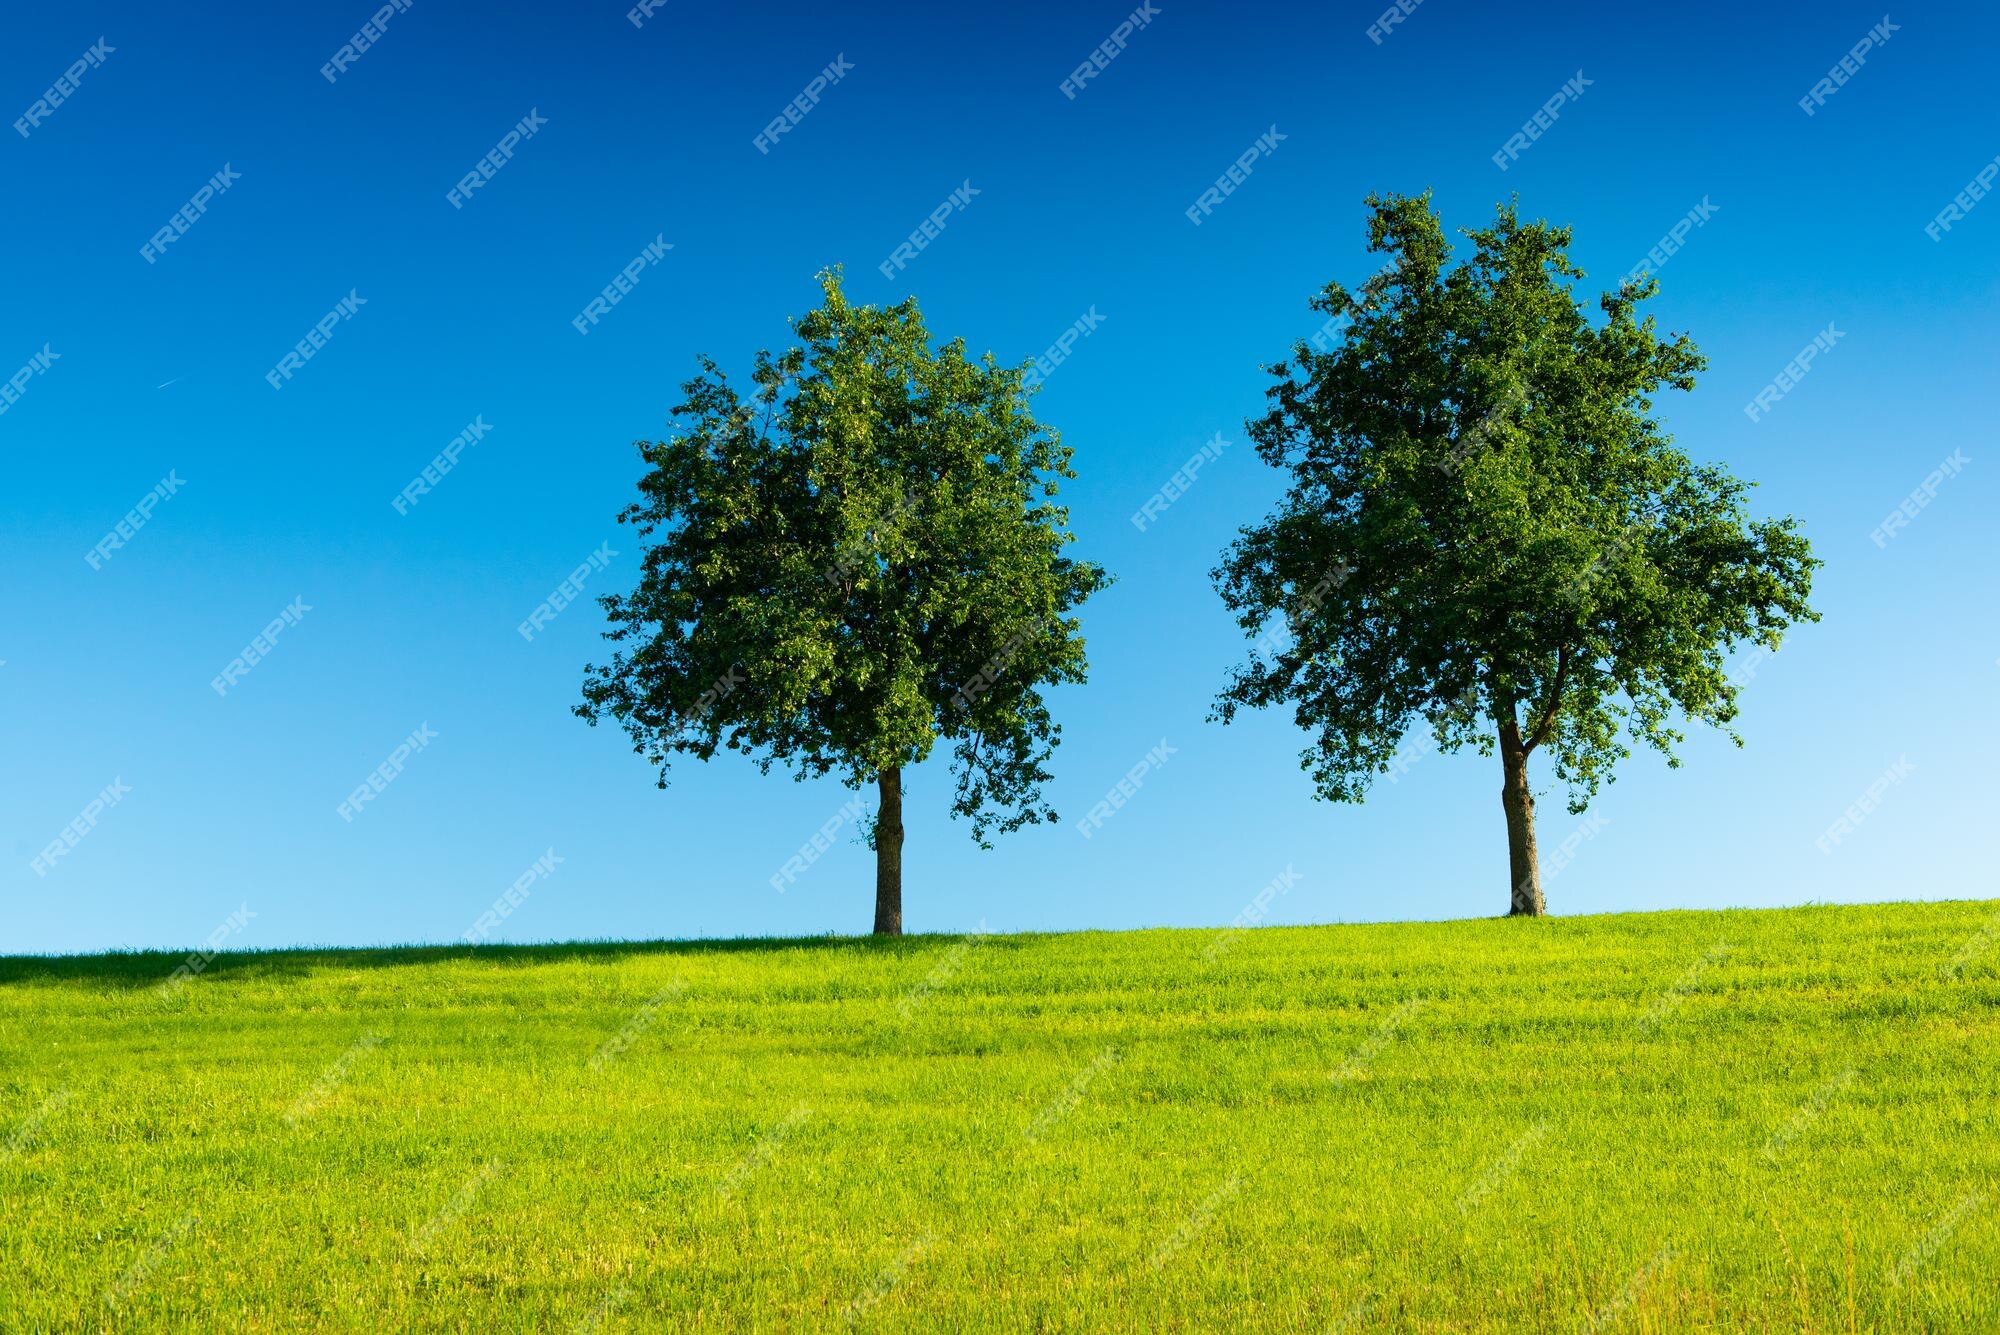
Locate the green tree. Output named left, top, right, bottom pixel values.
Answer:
left=1214, top=194, right=1819, bottom=916
left=578, top=271, right=1109, bottom=935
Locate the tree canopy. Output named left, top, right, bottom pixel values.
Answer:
left=579, top=270, right=1109, bottom=932
left=1214, top=193, right=1819, bottom=913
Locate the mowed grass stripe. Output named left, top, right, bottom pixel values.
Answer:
left=4, top=899, right=1997, bottom=1330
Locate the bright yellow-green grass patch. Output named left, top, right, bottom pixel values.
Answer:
left=4, top=899, right=1998, bottom=1331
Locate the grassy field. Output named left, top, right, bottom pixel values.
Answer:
left=4, top=899, right=1999, bottom=1332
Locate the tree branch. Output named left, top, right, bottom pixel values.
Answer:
left=1522, top=642, right=1569, bottom=756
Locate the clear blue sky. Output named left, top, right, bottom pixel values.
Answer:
left=4, top=1, right=1995, bottom=953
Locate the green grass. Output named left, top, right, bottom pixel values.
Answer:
left=5, top=899, right=1999, bottom=1332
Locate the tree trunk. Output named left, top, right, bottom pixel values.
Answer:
left=1498, top=719, right=1545, bottom=917
left=873, top=767, right=904, bottom=936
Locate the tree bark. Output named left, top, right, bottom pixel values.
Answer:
left=1498, top=719, right=1545, bottom=917
left=873, top=767, right=904, bottom=936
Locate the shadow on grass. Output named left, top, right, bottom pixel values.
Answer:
left=10, top=899, right=1988, bottom=991
left=0, top=929, right=1051, bottom=989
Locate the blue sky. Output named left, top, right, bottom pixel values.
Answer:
left=3, top=1, right=1995, bottom=953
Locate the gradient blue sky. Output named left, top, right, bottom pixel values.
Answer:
left=4, top=1, right=1995, bottom=954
